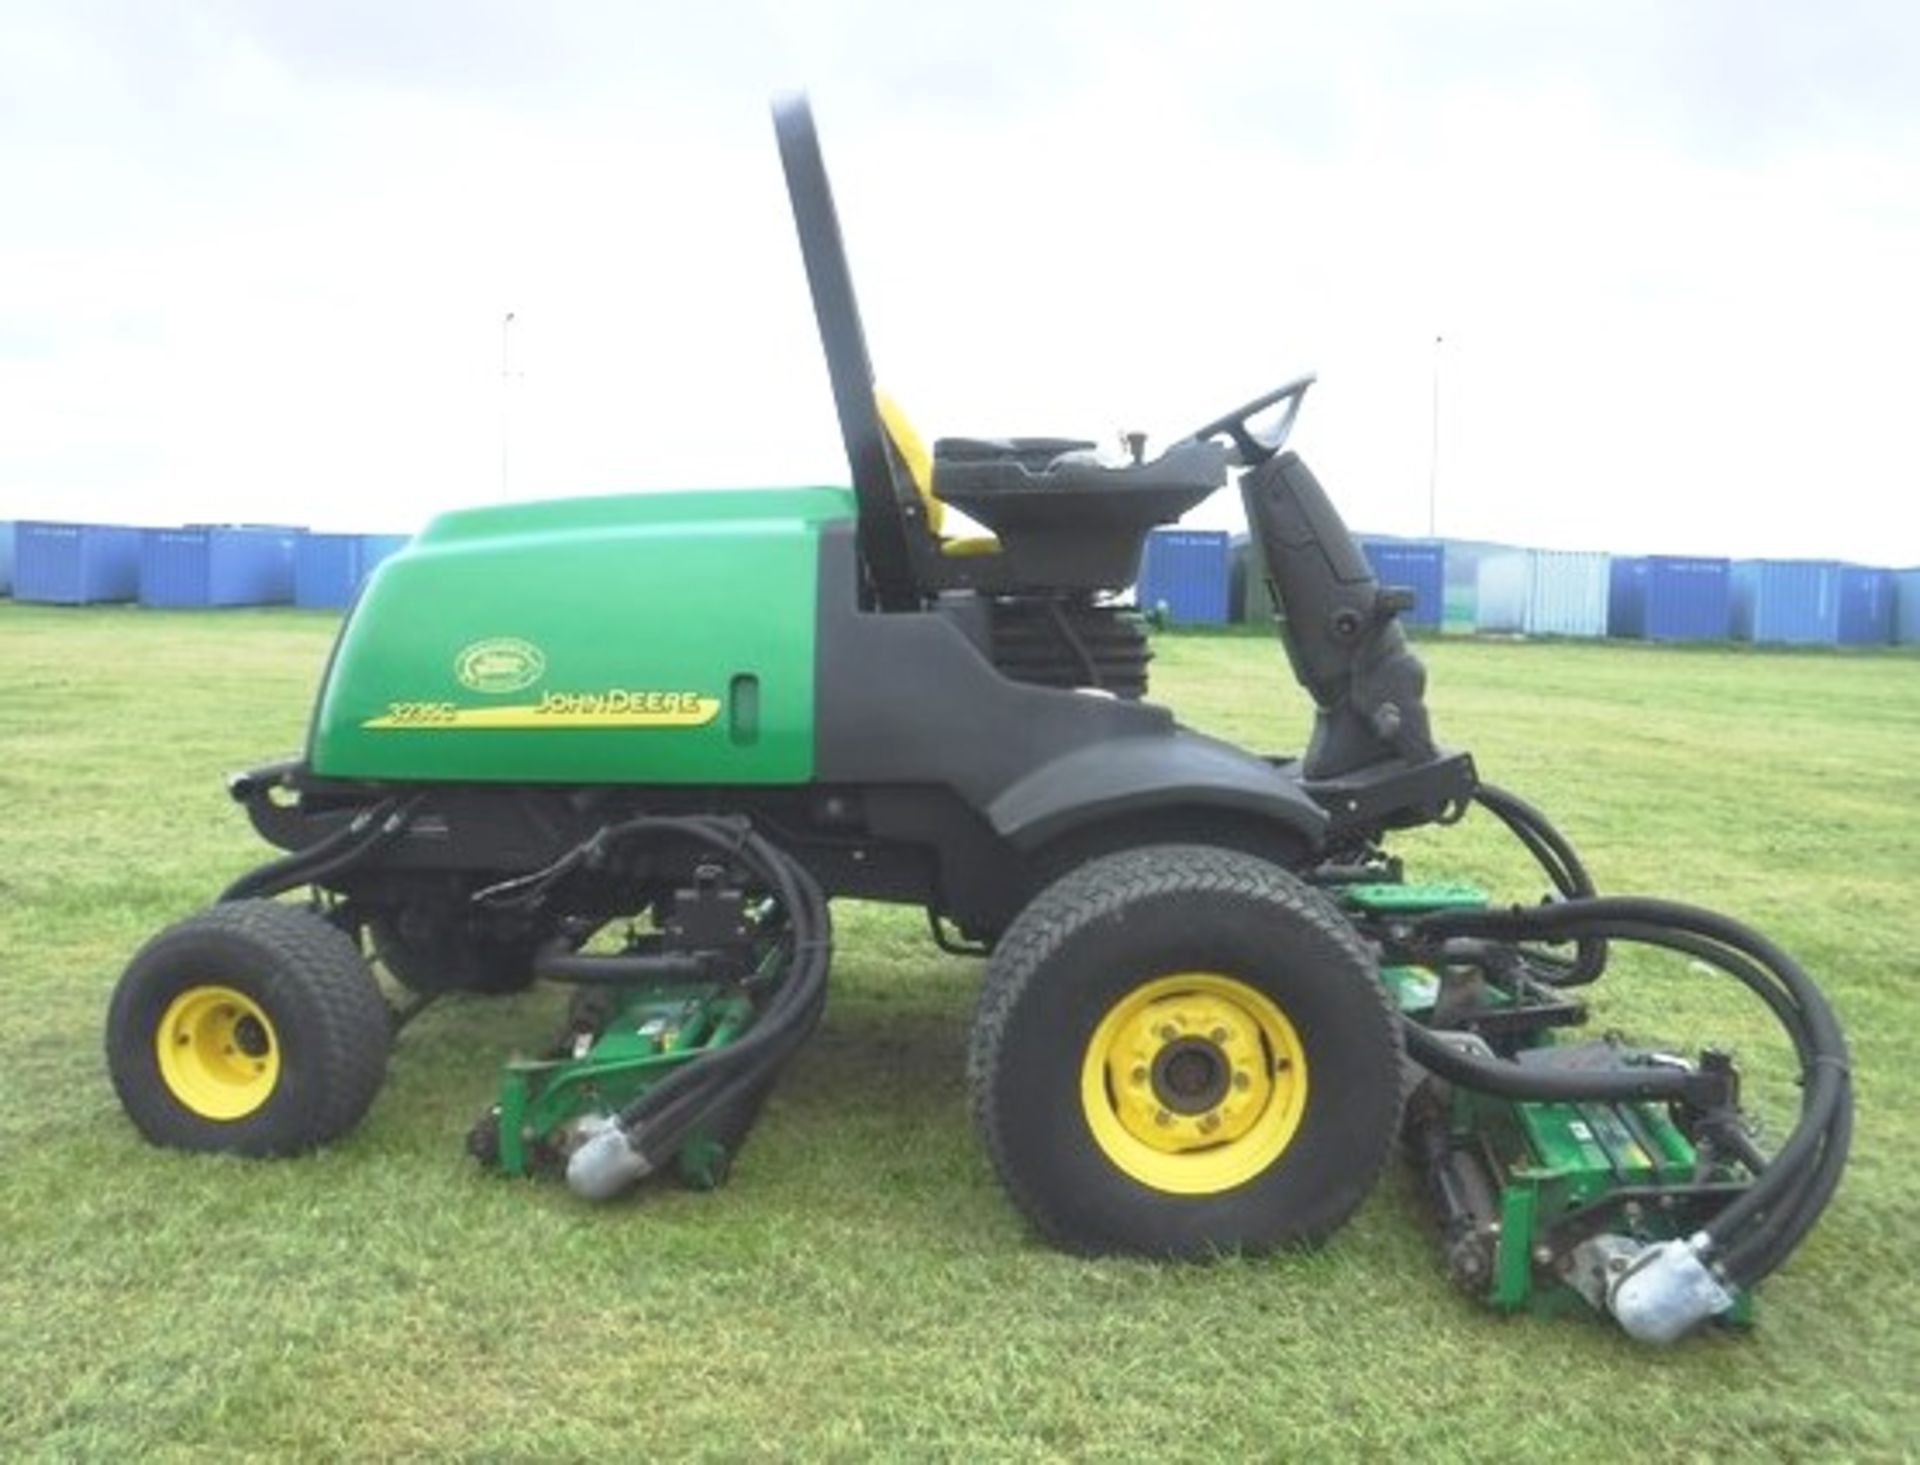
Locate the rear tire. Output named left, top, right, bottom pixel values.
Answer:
left=107, top=900, right=392, bottom=1156
left=968, top=844, right=1401, bottom=1257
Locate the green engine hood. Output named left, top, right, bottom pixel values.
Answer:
left=309, top=486, right=854, bottom=785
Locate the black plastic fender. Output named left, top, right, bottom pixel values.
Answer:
left=984, top=730, right=1329, bottom=856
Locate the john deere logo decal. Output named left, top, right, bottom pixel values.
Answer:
left=455, top=638, right=546, bottom=694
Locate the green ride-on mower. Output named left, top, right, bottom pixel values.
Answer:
left=106, top=97, right=1850, bottom=1345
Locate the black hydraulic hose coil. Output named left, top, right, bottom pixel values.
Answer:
left=561, top=815, right=832, bottom=1164
left=1403, top=895, right=1850, bottom=1288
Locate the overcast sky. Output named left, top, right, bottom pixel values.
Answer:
left=5, top=1, right=1918, bottom=560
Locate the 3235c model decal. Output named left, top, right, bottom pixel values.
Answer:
left=363, top=689, right=721, bottom=731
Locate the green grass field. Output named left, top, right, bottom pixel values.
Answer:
left=2, top=604, right=1917, bottom=1459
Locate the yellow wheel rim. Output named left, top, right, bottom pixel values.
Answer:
left=154, top=985, right=281, bottom=1120
left=1080, top=972, right=1308, bottom=1195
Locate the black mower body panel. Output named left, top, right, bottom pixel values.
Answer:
left=983, top=733, right=1325, bottom=853
left=810, top=523, right=1327, bottom=853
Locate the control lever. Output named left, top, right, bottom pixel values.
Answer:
left=1240, top=451, right=1437, bottom=778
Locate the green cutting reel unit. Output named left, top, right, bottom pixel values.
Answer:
left=105, top=96, right=1849, bottom=1345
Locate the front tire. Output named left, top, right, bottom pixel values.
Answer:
left=107, top=900, right=392, bottom=1155
left=967, top=844, right=1401, bottom=1257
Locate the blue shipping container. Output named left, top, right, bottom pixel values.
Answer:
left=1609, top=555, right=1730, bottom=640
left=0, top=520, right=14, bottom=595
left=1895, top=568, right=1920, bottom=646
left=1138, top=529, right=1230, bottom=624
left=140, top=526, right=302, bottom=607
left=294, top=533, right=411, bottom=609
left=13, top=522, right=143, bottom=603
left=1608, top=557, right=1647, bottom=637
left=1358, top=538, right=1444, bottom=628
left=1836, top=566, right=1892, bottom=646
left=1731, top=560, right=1841, bottom=645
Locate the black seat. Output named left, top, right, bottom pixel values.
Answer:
left=772, top=94, right=1222, bottom=604
left=933, top=437, right=1095, bottom=468
left=930, top=438, right=1225, bottom=591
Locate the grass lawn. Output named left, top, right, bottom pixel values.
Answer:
left=1, top=603, right=1916, bottom=1459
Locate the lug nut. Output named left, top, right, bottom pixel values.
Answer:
left=1232, top=1071, right=1251, bottom=1090
left=1209, top=1027, right=1228, bottom=1044
left=1130, top=1065, right=1148, bottom=1086
left=1155, top=1109, right=1172, bottom=1127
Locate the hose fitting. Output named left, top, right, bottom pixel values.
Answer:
left=564, top=1115, right=655, bottom=1201
left=1606, top=1232, right=1736, bottom=1344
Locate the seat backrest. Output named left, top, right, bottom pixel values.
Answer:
left=772, top=95, right=924, bottom=610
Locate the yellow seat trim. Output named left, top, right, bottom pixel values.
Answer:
left=874, top=389, right=1003, bottom=558
left=874, top=389, right=943, bottom=536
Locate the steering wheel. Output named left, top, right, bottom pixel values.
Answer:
left=1185, top=374, right=1317, bottom=466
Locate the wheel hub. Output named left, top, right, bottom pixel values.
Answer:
left=1106, top=991, right=1270, bottom=1151
left=1086, top=975, right=1307, bottom=1190
left=1151, top=1037, right=1231, bottom=1114
left=154, top=985, right=281, bottom=1121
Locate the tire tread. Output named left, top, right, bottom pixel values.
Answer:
left=967, top=844, right=1400, bottom=1254
left=107, top=899, right=391, bottom=1154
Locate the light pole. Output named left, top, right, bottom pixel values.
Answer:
left=1428, top=334, right=1442, bottom=538
left=501, top=311, right=516, bottom=500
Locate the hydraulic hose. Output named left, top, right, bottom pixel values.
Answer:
left=528, top=814, right=832, bottom=1185
left=1400, top=1024, right=1717, bottom=1106
left=1402, top=895, right=1851, bottom=1290
left=1471, top=782, right=1606, bottom=985
left=219, top=796, right=411, bottom=902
